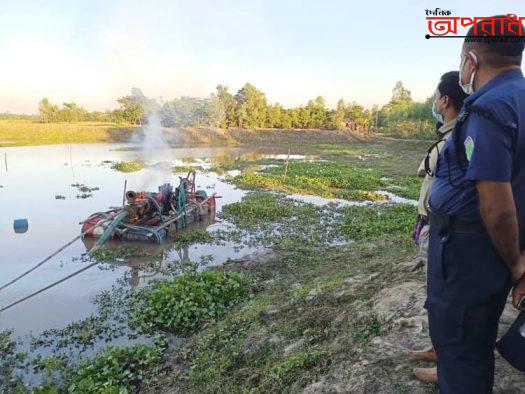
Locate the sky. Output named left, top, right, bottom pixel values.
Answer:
left=0, top=0, right=524, bottom=113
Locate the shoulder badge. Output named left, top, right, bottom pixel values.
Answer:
left=464, top=136, right=474, bottom=161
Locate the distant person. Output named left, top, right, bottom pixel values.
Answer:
left=426, top=17, right=525, bottom=392
left=409, top=71, right=467, bottom=383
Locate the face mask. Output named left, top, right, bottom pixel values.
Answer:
left=459, top=51, right=478, bottom=95
left=432, top=98, right=443, bottom=124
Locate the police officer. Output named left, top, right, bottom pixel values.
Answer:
left=426, top=17, right=525, bottom=392
left=409, top=71, right=468, bottom=383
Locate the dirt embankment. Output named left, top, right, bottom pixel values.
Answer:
left=167, top=127, right=366, bottom=146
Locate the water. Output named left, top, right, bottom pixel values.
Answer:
left=0, top=143, right=254, bottom=337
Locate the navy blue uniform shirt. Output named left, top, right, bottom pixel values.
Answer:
left=429, top=69, right=525, bottom=218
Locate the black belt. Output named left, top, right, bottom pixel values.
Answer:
left=428, top=209, right=486, bottom=234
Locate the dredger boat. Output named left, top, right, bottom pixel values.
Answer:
left=81, top=171, right=216, bottom=244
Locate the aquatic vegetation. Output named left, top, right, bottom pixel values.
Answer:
left=172, top=165, right=201, bottom=173
left=0, top=330, right=27, bottom=392
left=338, top=203, right=416, bottom=240
left=55, top=194, right=66, bottom=199
left=111, top=161, right=144, bottom=172
left=233, top=162, right=389, bottom=201
left=130, top=270, right=253, bottom=332
left=71, top=183, right=100, bottom=193
left=88, top=246, right=158, bottom=263
left=221, top=192, right=295, bottom=225
left=66, top=344, right=163, bottom=393
left=75, top=193, right=93, bottom=199
left=219, top=191, right=344, bottom=247
left=71, top=183, right=100, bottom=199
left=173, top=228, right=213, bottom=245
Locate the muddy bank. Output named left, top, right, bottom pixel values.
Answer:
left=158, top=242, right=525, bottom=393
left=163, top=127, right=365, bottom=146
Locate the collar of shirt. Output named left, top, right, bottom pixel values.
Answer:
left=438, top=119, right=456, bottom=135
left=464, top=68, right=524, bottom=105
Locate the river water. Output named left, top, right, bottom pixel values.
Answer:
left=0, top=143, right=270, bottom=338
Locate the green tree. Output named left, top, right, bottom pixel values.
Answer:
left=212, top=85, right=236, bottom=128
left=162, top=96, right=214, bottom=127
left=266, top=104, right=283, bottom=128
left=116, top=88, right=157, bottom=125
left=333, top=99, right=346, bottom=129
left=38, top=98, right=59, bottom=123
left=305, top=96, right=327, bottom=129
left=390, top=81, right=412, bottom=104
left=234, top=83, right=268, bottom=129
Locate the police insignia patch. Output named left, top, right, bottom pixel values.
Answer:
left=464, top=136, right=474, bottom=161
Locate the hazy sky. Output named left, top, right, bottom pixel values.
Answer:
left=0, top=0, right=523, bottom=113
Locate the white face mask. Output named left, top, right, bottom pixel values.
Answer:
left=459, top=51, right=478, bottom=95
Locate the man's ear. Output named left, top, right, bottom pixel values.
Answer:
left=442, top=95, right=450, bottom=110
left=467, top=51, right=479, bottom=71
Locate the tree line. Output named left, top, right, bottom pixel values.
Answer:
left=36, top=81, right=436, bottom=137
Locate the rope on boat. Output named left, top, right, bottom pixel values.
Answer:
left=0, top=262, right=99, bottom=313
left=0, top=210, right=123, bottom=293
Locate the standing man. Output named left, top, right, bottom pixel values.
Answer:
left=409, top=71, right=467, bottom=383
left=426, top=17, right=525, bottom=392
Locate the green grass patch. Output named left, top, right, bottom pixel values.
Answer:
left=0, top=119, right=136, bottom=147
left=352, top=314, right=382, bottom=343
left=268, top=350, right=329, bottom=387
left=383, top=176, right=421, bottom=200
left=111, top=161, right=144, bottom=172
left=131, top=270, right=253, bottom=332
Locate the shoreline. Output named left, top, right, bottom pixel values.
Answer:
left=0, top=119, right=400, bottom=148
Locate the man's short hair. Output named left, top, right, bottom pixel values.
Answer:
left=437, top=71, right=468, bottom=113
left=465, top=15, right=524, bottom=66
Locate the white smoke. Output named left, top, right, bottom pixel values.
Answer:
left=136, top=112, right=172, bottom=190
left=125, top=92, right=183, bottom=190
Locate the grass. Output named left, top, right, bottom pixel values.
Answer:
left=0, top=119, right=137, bottom=147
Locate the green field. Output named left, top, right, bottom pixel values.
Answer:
left=0, top=119, right=138, bottom=147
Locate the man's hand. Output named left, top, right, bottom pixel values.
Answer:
left=511, top=254, right=525, bottom=310
left=511, top=253, right=525, bottom=283
left=513, top=274, right=525, bottom=310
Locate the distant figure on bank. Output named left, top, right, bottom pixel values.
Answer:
left=409, top=71, right=467, bottom=383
